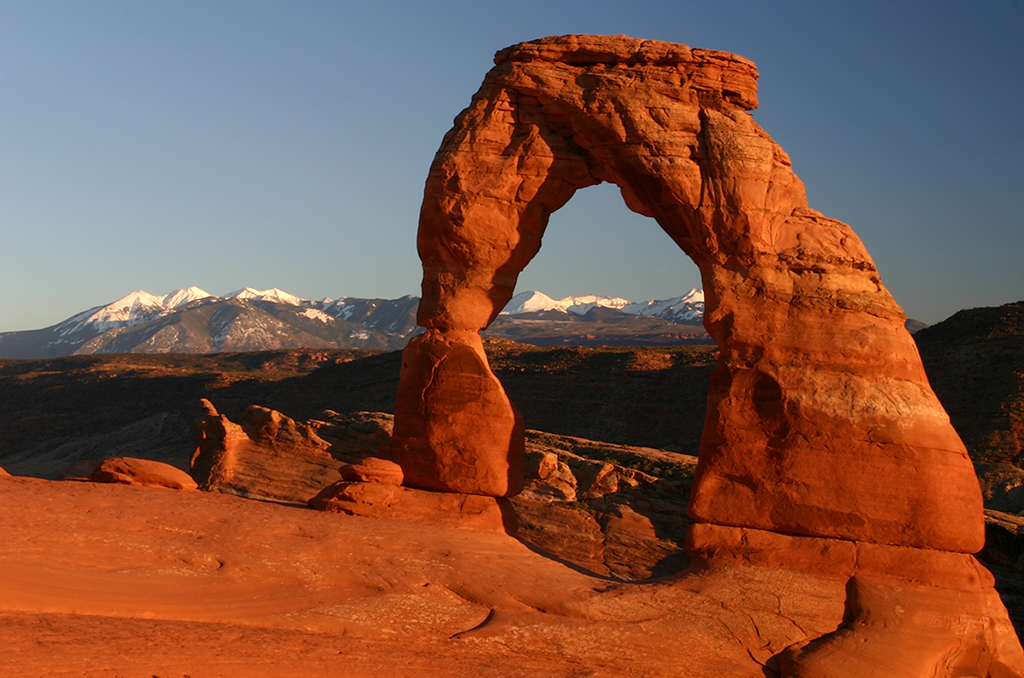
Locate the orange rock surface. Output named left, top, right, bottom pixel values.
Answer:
left=0, top=477, right=874, bottom=677
left=393, top=329, right=524, bottom=496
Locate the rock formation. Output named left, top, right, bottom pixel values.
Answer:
left=391, top=34, right=1023, bottom=675
left=90, top=457, right=198, bottom=491
left=191, top=399, right=339, bottom=504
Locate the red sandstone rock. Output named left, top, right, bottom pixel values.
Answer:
left=191, top=399, right=338, bottom=504
left=780, top=577, right=1024, bottom=678
left=338, top=457, right=404, bottom=485
left=309, top=411, right=395, bottom=464
left=392, top=330, right=524, bottom=497
left=90, top=457, right=198, bottom=491
left=309, top=481, right=518, bottom=534
left=395, top=33, right=982, bottom=553
left=0, top=465, right=10, bottom=476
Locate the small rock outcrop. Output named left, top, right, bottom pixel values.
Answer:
left=337, top=457, right=405, bottom=485
left=512, top=431, right=696, bottom=579
left=191, top=399, right=338, bottom=504
left=89, top=457, right=198, bottom=490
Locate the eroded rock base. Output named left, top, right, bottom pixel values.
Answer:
left=310, top=480, right=519, bottom=535
left=689, top=523, right=1024, bottom=676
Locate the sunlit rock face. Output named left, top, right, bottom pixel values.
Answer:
left=391, top=34, right=1024, bottom=676
left=393, top=34, right=980, bottom=550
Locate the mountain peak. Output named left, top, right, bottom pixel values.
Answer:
left=225, top=287, right=306, bottom=306
left=501, top=290, right=705, bottom=323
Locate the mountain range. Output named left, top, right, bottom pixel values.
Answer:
left=0, top=287, right=713, bottom=358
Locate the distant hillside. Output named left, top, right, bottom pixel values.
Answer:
left=915, top=300, right=1024, bottom=464
left=0, top=342, right=717, bottom=476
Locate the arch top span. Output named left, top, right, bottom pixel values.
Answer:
left=394, top=34, right=983, bottom=556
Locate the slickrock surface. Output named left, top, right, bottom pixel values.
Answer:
left=90, top=456, right=198, bottom=490
left=390, top=34, right=1019, bottom=675
left=0, top=477, right=859, bottom=677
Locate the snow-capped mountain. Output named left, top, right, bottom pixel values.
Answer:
left=501, top=291, right=634, bottom=316
left=224, top=287, right=305, bottom=306
left=620, top=289, right=705, bottom=323
left=501, top=289, right=705, bottom=324
left=56, top=286, right=214, bottom=336
left=0, top=286, right=715, bottom=359
left=0, top=287, right=423, bottom=359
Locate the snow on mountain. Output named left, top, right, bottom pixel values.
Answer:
left=57, top=287, right=213, bottom=336
left=501, top=291, right=560, bottom=315
left=224, top=287, right=306, bottom=306
left=502, top=289, right=705, bottom=323
left=501, top=291, right=633, bottom=316
left=620, top=289, right=705, bottom=322
left=319, top=295, right=421, bottom=336
left=300, top=308, right=333, bottom=324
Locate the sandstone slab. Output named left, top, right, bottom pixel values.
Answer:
left=309, top=480, right=518, bottom=535
left=91, top=457, right=198, bottom=491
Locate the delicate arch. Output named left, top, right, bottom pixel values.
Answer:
left=392, top=35, right=982, bottom=553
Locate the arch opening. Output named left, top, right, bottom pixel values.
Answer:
left=506, top=181, right=703, bottom=309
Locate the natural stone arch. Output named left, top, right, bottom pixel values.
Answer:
left=393, top=34, right=981, bottom=553
left=387, top=36, right=1024, bottom=674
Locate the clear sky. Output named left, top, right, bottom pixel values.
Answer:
left=2, top=0, right=1022, bottom=332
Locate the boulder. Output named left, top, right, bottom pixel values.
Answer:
left=90, top=457, right=197, bottom=491
left=338, top=457, right=404, bottom=485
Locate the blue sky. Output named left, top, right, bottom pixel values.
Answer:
left=1, top=0, right=1022, bottom=331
